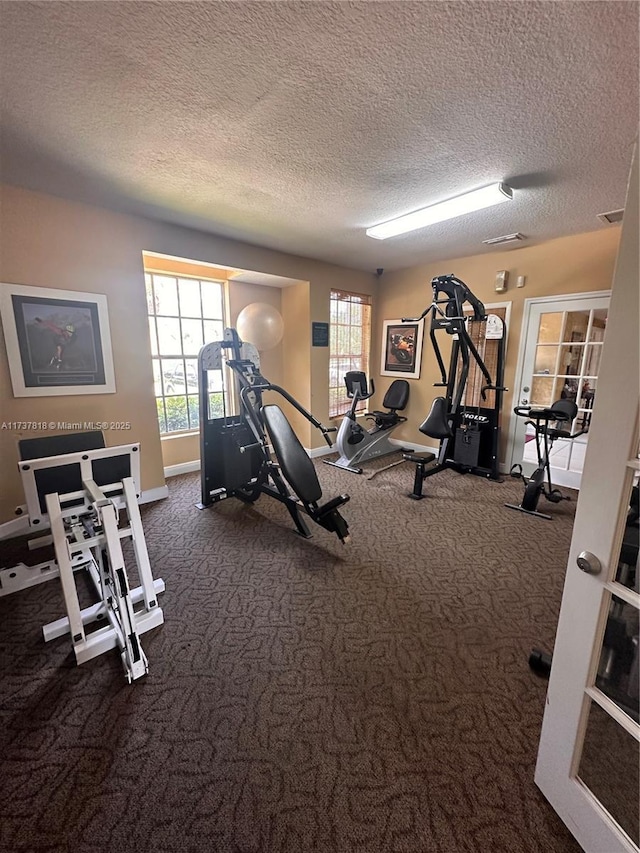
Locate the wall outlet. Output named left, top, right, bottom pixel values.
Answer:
left=516, top=275, right=526, bottom=288
left=495, top=270, right=509, bottom=292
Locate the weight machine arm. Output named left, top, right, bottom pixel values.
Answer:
left=403, top=274, right=499, bottom=400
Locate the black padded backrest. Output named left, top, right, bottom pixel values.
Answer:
left=262, top=405, right=322, bottom=505
left=382, top=379, right=409, bottom=411
left=18, top=430, right=105, bottom=460
left=551, top=399, right=578, bottom=423
left=419, top=397, right=453, bottom=440
left=17, top=431, right=133, bottom=515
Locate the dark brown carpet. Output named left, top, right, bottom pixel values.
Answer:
left=0, top=456, right=583, bottom=853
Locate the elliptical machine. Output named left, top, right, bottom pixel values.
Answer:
left=506, top=399, right=586, bottom=520
left=324, top=371, right=410, bottom=475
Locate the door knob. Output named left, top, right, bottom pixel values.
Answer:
left=576, top=551, right=602, bottom=575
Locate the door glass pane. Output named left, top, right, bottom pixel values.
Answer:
left=537, top=312, right=564, bottom=343
left=534, top=345, right=558, bottom=374
left=584, top=344, right=603, bottom=377
left=563, top=311, right=591, bottom=343
left=577, top=700, right=639, bottom=845
left=589, top=309, right=608, bottom=342
left=615, top=479, right=639, bottom=591
left=595, top=593, right=639, bottom=722
left=558, top=376, right=578, bottom=405
left=558, top=344, right=584, bottom=377
left=578, top=378, right=597, bottom=431
left=530, top=377, right=556, bottom=407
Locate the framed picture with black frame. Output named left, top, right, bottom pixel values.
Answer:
left=0, top=283, right=116, bottom=397
left=380, top=318, right=424, bottom=379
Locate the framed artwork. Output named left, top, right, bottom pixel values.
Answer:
left=380, top=319, right=424, bottom=379
left=0, top=283, right=116, bottom=397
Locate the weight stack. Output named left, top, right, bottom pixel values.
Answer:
left=453, top=427, right=481, bottom=468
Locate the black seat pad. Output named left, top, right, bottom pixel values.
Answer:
left=371, top=410, right=403, bottom=427
left=262, top=405, right=322, bottom=505
left=419, top=397, right=453, bottom=439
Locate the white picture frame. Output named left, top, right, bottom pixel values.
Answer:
left=0, top=283, right=116, bottom=397
left=380, top=318, right=425, bottom=380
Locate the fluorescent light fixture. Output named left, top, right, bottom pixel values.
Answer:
left=366, top=182, right=513, bottom=240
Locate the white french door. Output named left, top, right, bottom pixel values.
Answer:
left=510, top=293, right=610, bottom=489
left=535, top=145, right=639, bottom=851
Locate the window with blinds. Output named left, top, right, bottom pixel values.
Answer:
left=329, top=290, right=372, bottom=418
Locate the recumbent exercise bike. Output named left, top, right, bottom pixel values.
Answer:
left=506, top=399, right=587, bottom=520
left=324, top=371, right=409, bottom=475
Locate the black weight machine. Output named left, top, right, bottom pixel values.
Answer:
left=402, top=274, right=507, bottom=499
left=506, top=400, right=587, bottom=520
left=197, top=329, right=350, bottom=544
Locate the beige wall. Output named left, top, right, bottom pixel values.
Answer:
left=0, top=184, right=375, bottom=523
left=0, top=183, right=620, bottom=526
left=372, top=228, right=621, bottom=457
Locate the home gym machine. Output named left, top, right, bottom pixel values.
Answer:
left=0, top=432, right=165, bottom=682
left=324, top=371, right=409, bottom=475
left=197, top=328, right=351, bottom=544
left=402, top=274, right=507, bottom=499
left=506, top=399, right=587, bottom=520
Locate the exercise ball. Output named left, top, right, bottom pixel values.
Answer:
left=236, top=303, right=284, bottom=351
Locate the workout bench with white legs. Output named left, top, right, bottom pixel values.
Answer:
left=0, top=431, right=165, bottom=683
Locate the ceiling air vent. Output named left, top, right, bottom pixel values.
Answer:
left=482, top=232, right=525, bottom=246
left=597, top=209, right=624, bottom=225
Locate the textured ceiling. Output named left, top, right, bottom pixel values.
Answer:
left=0, top=1, right=638, bottom=272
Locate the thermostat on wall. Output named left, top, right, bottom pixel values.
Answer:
left=494, top=270, right=509, bottom=292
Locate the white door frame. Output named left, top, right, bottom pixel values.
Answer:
left=507, top=290, right=611, bottom=477
left=535, top=144, right=639, bottom=851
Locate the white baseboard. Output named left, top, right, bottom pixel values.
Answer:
left=308, top=444, right=337, bottom=459
left=389, top=437, right=440, bottom=455
left=164, top=460, right=200, bottom=478
left=140, top=485, right=169, bottom=504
